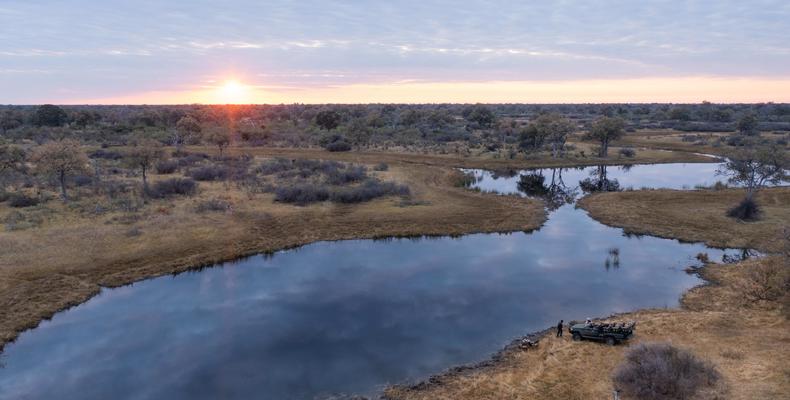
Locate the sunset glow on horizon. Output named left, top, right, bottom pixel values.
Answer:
left=2, top=1, right=789, bottom=104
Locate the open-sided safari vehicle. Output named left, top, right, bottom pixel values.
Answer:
left=569, top=321, right=636, bottom=345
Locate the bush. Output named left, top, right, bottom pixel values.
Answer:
left=256, top=158, right=293, bottom=175
left=147, top=178, right=198, bottom=198
left=155, top=160, right=179, bottom=174
left=187, top=165, right=230, bottom=181
left=373, top=162, right=389, bottom=171
left=325, top=141, right=352, bottom=152
left=196, top=198, right=232, bottom=213
left=727, top=197, right=761, bottom=221
left=8, top=193, right=39, bottom=208
left=274, top=183, right=330, bottom=204
left=737, top=257, right=790, bottom=302
left=0, top=190, right=10, bottom=203
left=613, top=342, right=720, bottom=400
left=619, top=147, right=636, bottom=158
left=325, top=165, right=367, bottom=185
left=329, top=179, right=410, bottom=203
left=89, top=149, right=123, bottom=160
left=73, top=174, right=93, bottom=187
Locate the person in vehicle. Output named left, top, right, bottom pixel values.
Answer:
left=556, top=320, right=564, bottom=337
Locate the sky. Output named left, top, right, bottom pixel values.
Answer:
left=1, top=0, right=789, bottom=104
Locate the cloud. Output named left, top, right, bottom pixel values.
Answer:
left=1, top=0, right=789, bottom=103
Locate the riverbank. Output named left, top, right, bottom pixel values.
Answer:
left=384, top=187, right=789, bottom=400
left=0, top=147, right=716, bottom=351
left=0, top=159, right=547, bottom=351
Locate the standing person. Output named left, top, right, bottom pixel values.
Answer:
left=556, top=320, right=564, bottom=337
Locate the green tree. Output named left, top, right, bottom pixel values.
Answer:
left=717, top=145, right=788, bottom=202
left=33, top=104, right=68, bottom=127
left=174, top=116, right=202, bottom=150
left=585, top=117, right=625, bottom=157
left=0, top=110, right=24, bottom=133
left=522, top=113, right=575, bottom=158
left=204, top=127, right=230, bottom=156
left=736, top=113, right=759, bottom=136
left=124, top=139, right=164, bottom=193
left=31, top=139, right=88, bottom=202
left=316, top=110, right=341, bottom=130
left=0, top=145, right=26, bottom=174
left=464, top=104, right=495, bottom=128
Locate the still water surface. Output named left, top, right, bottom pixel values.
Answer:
left=0, top=163, right=744, bottom=400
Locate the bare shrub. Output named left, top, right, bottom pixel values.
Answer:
left=325, top=165, right=367, bottom=185
left=736, top=258, right=790, bottom=303
left=196, top=198, right=232, bottom=213
left=613, top=342, right=721, bottom=400
left=373, top=162, right=389, bottom=171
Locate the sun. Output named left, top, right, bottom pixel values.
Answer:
left=216, top=79, right=250, bottom=104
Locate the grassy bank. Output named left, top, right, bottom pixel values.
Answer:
left=578, top=187, right=790, bottom=253
left=385, top=187, right=789, bottom=400
left=0, top=153, right=548, bottom=351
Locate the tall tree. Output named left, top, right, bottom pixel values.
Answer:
left=124, top=139, right=164, bottom=193
left=33, top=104, right=69, bottom=127
left=31, top=139, right=88, bottom=202
left=585, top=117, right=625, bottom=157
left=524, top=113, right=575, bottom=158
left=717, top=145, right=788, bottom=202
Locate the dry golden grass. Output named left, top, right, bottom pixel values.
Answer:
left=577, top=187, right=790, bottom=253
left=0, top=155, right=546, bottom=350
left=384, top=256, right=790, bottom=400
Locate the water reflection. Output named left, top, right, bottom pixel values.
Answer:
left=579, top=165, right=621, bottom=194
left=0, top=163, right=751, bottom=400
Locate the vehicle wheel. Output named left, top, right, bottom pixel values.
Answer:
left=572, top=333, right=581, bottom=341
left=605, top=336, right=616, bottom=346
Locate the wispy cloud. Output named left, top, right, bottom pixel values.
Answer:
left=1, top=0, right=788, bottom=103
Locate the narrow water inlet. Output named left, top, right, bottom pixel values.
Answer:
left=0, top=163, right=748, bottom=400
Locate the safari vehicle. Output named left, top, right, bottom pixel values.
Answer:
left=569, top=321, right=636, bottom=345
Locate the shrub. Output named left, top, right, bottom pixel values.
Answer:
left=8, top=193, right=39, bottom=208
left=147, top=178, right=198, bottom=198
left=613, top=342, right=720, bottom=400
left=256, top=158, right=293, bottom=175
left=737, top=257, right=790, bottom=302
left=274, top=183, right=330, bottom=204
left=89, top=149, right=123, bottom=160
left=187, top=165, right=230, bottom=181
left=196, top=198, right=232, bottom=213
left=325, top=141, right=352, bottom=152
left=0, top=190, right=10, bottom=203
left=325, top=165, right=367, bottom=185
left=155, top=160, right=179, bottom=174
left=727, top=197, right=761, bottom=221
left=373, top=162, right=389, bottom=171
left=73, top=174, right=93, bottom=187
left=619, top=147, right=636, bottom=158
left=329, top=179, right=410, bottom=203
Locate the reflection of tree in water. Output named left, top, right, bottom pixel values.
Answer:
left=579, top=165, right=622, bottom=193
left=517, top=168, right=578, bottom=211
left=605, top=247, right=620, bottom=270
left=722, top=249, right=758, bottom=264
